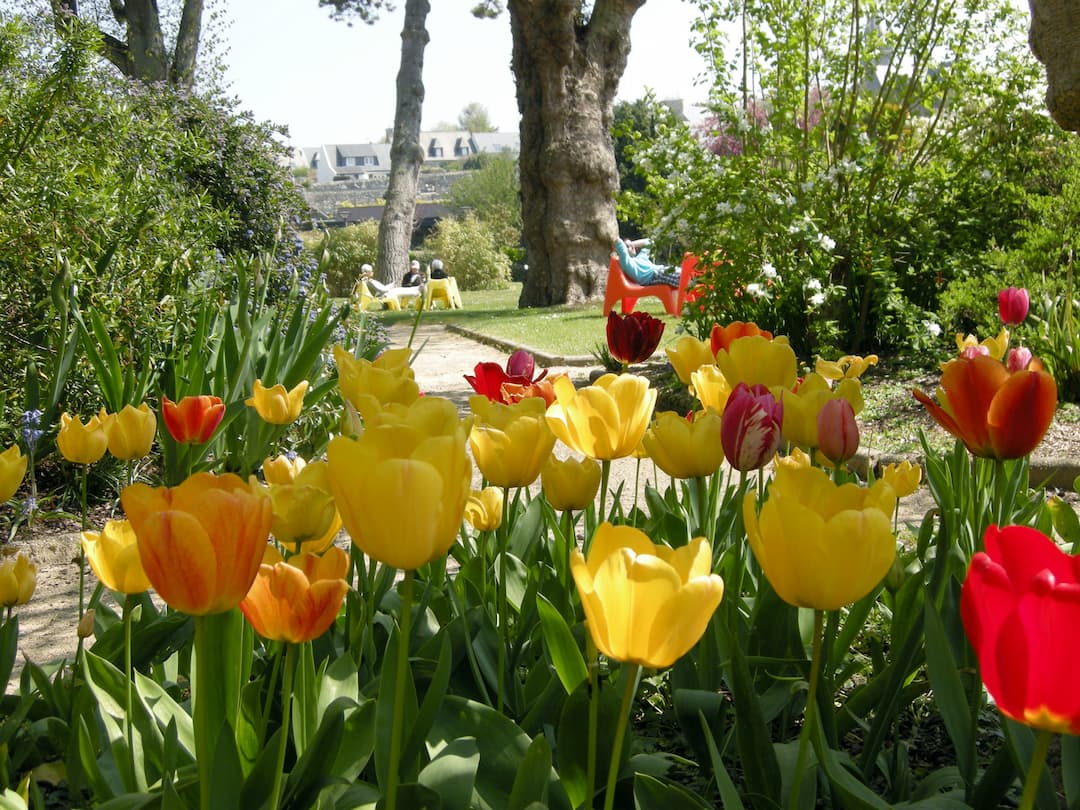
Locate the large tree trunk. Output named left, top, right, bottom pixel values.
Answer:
left=1029, top=0, right=1080, bottom=131
left=509, top=0, right=644, bottom=307
left=50, top=0, right=203, bottom=89
left=376, top=0, right=430, bottom=285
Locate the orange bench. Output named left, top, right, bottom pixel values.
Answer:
left=603, top=252, right=699, bottom=317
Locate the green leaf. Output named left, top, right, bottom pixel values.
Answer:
left=375, top=622, right=420, bottom=790
left=633, top=773, right=712, bottom=809
left=379, top=782, right=442, bottom=809
left=208, top=722, right=243, bottom=810
left=282, top=706, right=346, bottom=810
left=508, top=734, right=552, bottom=810
left=556, top=679, right=620, bottom=810
left=698, top=711, right=746, bottom=810
left=291, top=640, right=318, bottom=756
left=536, top=594, right=588, bottom=695
left=922, top=599, right=974, bottom=785
left=402, top=633, right=452, bottom=772
left=0, top=616, right=18, bottom=699
left=418, top=736, right=479, bottom=810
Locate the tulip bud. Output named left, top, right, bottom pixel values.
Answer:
left=0, top=444, right=28, bottom=504
left=505, top=350, right=536, bottom=381
left=721, top=383, right=783, bottom=471
left=464, top=487, right=504, bottom=532
left=883, top=555, right=907, bottom=594
left=817, top=398, right=860, bottom=464
left=998, top=286, right=1029, bottom=326
left=1007, top=346, right=1033, bottom=372
left=77, top=608, right=96, bottom=639
left=961, top=345, right=990, bottom=360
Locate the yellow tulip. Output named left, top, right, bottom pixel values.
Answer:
left=334, top=344, right=419, bottom=420
left=642, top=410, right=725, bottom=479
left=121, top=472, right=272, bottom=615
left=881, top=460, right=922, bottom=498
left=570, top=524, right=724, bottom=668
left=267, top=468, right=339, bottom=554
left=327, top=396, right=472, bottom=570
left=262, top=453, right=307, bottom=485
left=0, top=444, right=27, bottom=503
left=57, top=412, right=108, bottom=465
left=815, top=354, right=879, bottom=380
left=780, top=374, right=864, bottom=449
left=743, top=463, right=896, bottom=610
left=690, top=365, right=733, bottom=414
left=469, top=395, right=555, bottom=488
left=665, top=335, right=715, bottom=385
left=245, top=379, right=309, bottom=425
left=240, top=545, right=350, bottom=644
left=541, top=455, right=601, bottom=512
left=715, top=335, right=798, bottom=391
left=0, top=552, right=36, bottom=607
left=464, top=487, right=504, bottom=532
left=81, top=519, right=151, bottom=594
left=100, top=403, right=157, bottom=460
left=545, top=374, right=656, bottom=461
left=954, top=328, right=1009, bottom=361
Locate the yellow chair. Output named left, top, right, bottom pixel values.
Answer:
left=354, top=281, right=401, bottom=311
left=424, top=277, right=463, bottom=310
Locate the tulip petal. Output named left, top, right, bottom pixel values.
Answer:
left=646, top=575, right=725, bottom=668
left=137, top=511, right=217, bottom=614
left=987, top=370, right=1057, bottom=459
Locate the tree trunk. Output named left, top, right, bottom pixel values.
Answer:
left=1028, top=0, right=1080, bottom=131
left=376, top=0, right=430, bottom=285
left=509, top=0, right=644, bottom=307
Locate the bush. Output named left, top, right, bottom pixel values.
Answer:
left=302, top=221, right=380, bottom=296
left=423, top=215, right=512, bottom=291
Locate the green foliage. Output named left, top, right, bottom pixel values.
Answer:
left=424, top=214, right=512, bottom=291
left=444, top=152, right=522, bottom=252
left=626, top=0, right=1055, bottom=359
left=303, top=222, right=381, bottom=296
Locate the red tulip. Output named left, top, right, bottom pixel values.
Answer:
left=161, top=395, right=225, bottom=444
left=816, top=397, right=859, bottom=464
left=710, top=321, right=773, bottom=356
left=721, top=382, right=783, bottom=471
left=506, top=350, right=547, bottom=383
left=913, top=353, right=1056, bottom=459
left=465, top=352, right=551, bottom=405
left=1007, top=347, right=1033, bottom=372
left=961, top=524, right=1080, bottom=734
left=607, top=311, right=665, bottom=367
left=998, top=287, right=1029, bottom=326
left=464, top=362, right=516, bottom=404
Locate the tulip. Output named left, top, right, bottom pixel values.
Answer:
left=690, top=364, right=733, bottom=414
left=246, top=379, right=308, bottom=425
left=0, top=552, right=36, bottom=607
left=327, top=396, right=471, bottom=570
left=743, top=463, right=896, bottom=610
left=267, top=467, right=339, bottom=554
left=501, top=375, right=560, bottom=407
left=913, top=353, right=1057, bottom=459
left=880, top=460, right=922, bottom=498
left=506, top=350, right=542, bottom=382
left=642, top=409, right=725, bottom=479
left=464, top=362, right=519, bottom=404
left=570, top=523, right=724, bottom=668
left=714, top=335, right=798, bottom=392
left=57, top=412, right=108, bottom=465
left=1007, top=346, right=1033, bottom=372
left=541, top=455, right=601, bottom=512
left=961, top=524, right=1080, bottom=734
left=262, top=453, right=307, bottom=485
left=721, top=383, right=784, bottom=471
left=465, top=350, right=550, bottom=406
left=545, top=374, right=656, bottom=461
left=464, top=487, right=504, bottom=532
left=0, top=444, right=27, bottom=503
left=607, top=311, right=665, bottom=367
left=998, top=286, right=1030, bottom=326
left=240, top=545, right=350, bottom=644
left=665, top=335, right=715, bottom=385
left=815, top=354, right=879, bottom=381
left=469, top=395, right=556, bottom=488
left=162, top=395, right=225, bottom=444
left=81, top=519, right=151, bottom=594
left=954, top=328, right=1009, bottom=362
left=121, top=472, right=272, bottom=615
left=335, top=345, right=419, bottom=418
left=710, top=321, right=773, bottom=355
left=780, top=374, right=864, bottom=450
left=100, top=403, right=157, bottom=460
left=817, top=397, right=860, bottom=465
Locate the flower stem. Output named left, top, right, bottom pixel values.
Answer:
left=268, top=643, right=297, bottom=810
left=789, top=609, right=825, bottom=810
left=123, top=597, right=138, bottom=790
left=598, top=459, right=611, bottom=530
left=1018, top=729, right=1053, bottom=810
left=603, top=664, right=642, bottom=810
left=497, top=488, right=509, bottom=714
left=193, top=616, right=211, bottom=810
left=385, top=570, right=414, bottom=810
left=586, top=640, right=599, bottom=810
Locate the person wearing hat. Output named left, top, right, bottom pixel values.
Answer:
left=429, top=258, right=448, bottom=280
left=403, top=260, right=424, bottom=287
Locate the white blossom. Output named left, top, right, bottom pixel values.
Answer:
left=806, top=278, right=823, bottom=292
left=761, top=262, right=777, bottom=279
left=809, top=292, right=826, bottom=307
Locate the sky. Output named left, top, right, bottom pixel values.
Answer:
left=219, top=0, right=713, bottom=148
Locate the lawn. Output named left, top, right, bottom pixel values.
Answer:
left=380, top=282, right=688, bottom=358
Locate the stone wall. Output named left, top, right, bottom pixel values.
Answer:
left=302, top=171, right=469, bottom=216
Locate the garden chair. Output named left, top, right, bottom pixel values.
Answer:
left=603, top=253, right=699, bottom=317
left=354, top=280, right=401, bottom=311
left=424, top=276, right=463, bottom=310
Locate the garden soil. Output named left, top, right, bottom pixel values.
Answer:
left=4, top=322, right=1070, bottom=686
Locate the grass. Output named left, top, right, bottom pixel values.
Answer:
left=380, top=282, right=687, bottom=358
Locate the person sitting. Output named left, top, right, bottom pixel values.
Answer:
left=403, top=260, right=424, bottom=288
left=429, top=258, right=448, bottom=279
left=613, top=237, right=681, bottom=287
left=361, top=264, right=421, bottom=304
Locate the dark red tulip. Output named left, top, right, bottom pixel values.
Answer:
left=161, top=395, right=225, bottom=444
left=998, top=287, right=1029, bottom=326
left=961, top=524, right=1080, bottom=733
left=721, top=382, right=783, bottom=471
left=607, top=311, right=665, bottom=367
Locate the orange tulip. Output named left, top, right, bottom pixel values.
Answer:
left=121, top=472, right=272, bottom=615
left=240, top=545, right=349, bottom=643
left=710, top=321, right=773, bottom=355
left=162, top=395, right=225, bottom=444
left=913, top=354, right=1057, bottom=459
